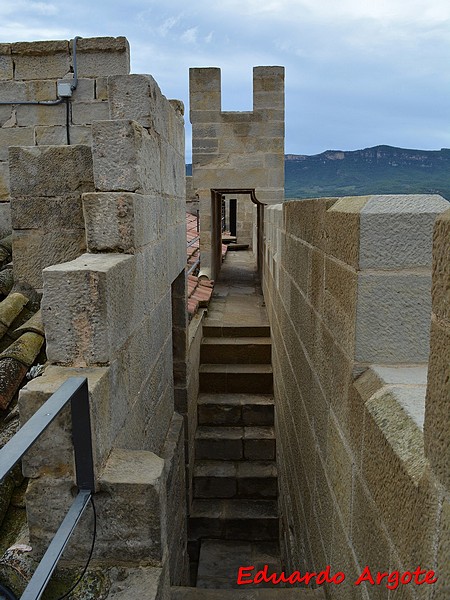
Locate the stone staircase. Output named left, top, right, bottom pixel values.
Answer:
left=186, top=323, right=284, bottom=590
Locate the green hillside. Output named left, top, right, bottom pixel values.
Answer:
left=284, top=145, right=450, bottom=200
left=187, top=145, right=450, bottom=201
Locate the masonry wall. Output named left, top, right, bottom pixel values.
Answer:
left=8, top=38, right=189, bottom=596
left=0, top=37, right=129, bottom=258
left=263, top=195, right=449, bottom=600
left=189, top=66, right=284, bottom=274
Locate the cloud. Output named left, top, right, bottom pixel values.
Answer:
left=181, top=27, right=198, bottom=44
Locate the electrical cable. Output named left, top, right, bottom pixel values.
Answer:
left=0, top=583, right=18, bottom=600
left=55, top=495, right=97, bottom=600
left=0, top=98, right=64, bottom=106
left=65, top=98, right=71, bottom=145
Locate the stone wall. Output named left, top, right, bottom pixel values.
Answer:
left=263, top=195, right=449, bottom=599
left=11, top=38, right=189, bottom=594
left=189, top=66, right=284, bottom=275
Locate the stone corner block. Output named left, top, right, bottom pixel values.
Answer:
left=359, top=194, right=450, bottom=269
left=72, top=37, right=130, bottom=78
left=355, top=271, right=432, bottom=364
left=108, top=74, right=169, bottom=137
left=42, top=253, right=136, bottom=366
left=92, top=119, right=161, bottom=194
left=19, top=364, right=110, bottom=479
left=97, top=447, right=167, bottom=564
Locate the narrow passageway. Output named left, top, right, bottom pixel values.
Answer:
left=190, top=250, right=280, bottom=589
left=174, top=252, right=326, bottom=598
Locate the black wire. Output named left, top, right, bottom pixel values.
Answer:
left=56, top=495, right=97, bottom=600
left=65, top=98, right=71, bottom=146
left=0, top=583, right=18, bottom=600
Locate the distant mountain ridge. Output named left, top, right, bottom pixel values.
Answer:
left=187, top=145, right=450, bottom=201
left=284, top=145, right=450, bottom=200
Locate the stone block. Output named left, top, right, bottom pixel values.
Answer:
left=34, top=125, right=67, bottom=145
left=19, top=365, right=111, bottom=479
left=96, top=447, right=167, bottom=564
left=424, top=319, right=450, bottom=490
left=95, top=77, right=108, bottom=100
left=9, top=145, right=94, bottom=197
left=0, top=105, right=14, bottom=127
left=11, top=194, right=84, bottom=230
left=42, top=253, right=136, bottom=366
left=16, top=102, right=66, bottom=127
left=72, top=37, right=130, bottom=78
left=323, top=257, right=357, bottom=356
left=71, top=77, right=95, bottom=101
left=355, top=272, right=432, bottom=363
left=160, top=140, right=185, bottom=198
left=359, top=194, right=449, bottom=269
left=284, top=197, right=334, bottom=248
left=434, top=498, right=450, bottom=600
left=92, top=119, right=161, bottom=194
left=11, top=40, right=70, bottom=80
left=362, top=388, right=437, bottom=567
left=83, top=191, right=161, bottom=252
left=108, top=74, right=169, bottom=138
left=13, top=228, right=86, bottom=289
left=323, top=196, right=367, bottom=267
left=0, top=127, right=35, bottom=161
left=431, top=208, right=450, bottom=322
left=0, top=44, right=13, bottom=80
left=0, top=80, right=56, bottom=102
left=0, top=162, right=9, bottom=200
left=0, top=202, right=11, bottom=237
left=71, top=100, right=110, bottom=125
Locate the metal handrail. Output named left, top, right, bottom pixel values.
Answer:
left=0, top=377, right=95, bottom=600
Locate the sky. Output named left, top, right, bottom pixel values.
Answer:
left=1, top=0, right=449, bottom=162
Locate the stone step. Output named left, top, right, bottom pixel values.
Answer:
left=198, top=393, right=274, bottom=427
left=196, top=539, right=280, bottom=589
left=194, top=460, right=277, bottom=499
left=201, top=337, right=271, bottom=364
left=203, top=324, right=271, bottom=338
left=189, top=499, right=279, bottom=542
left=199, top=364, right=273, bottom=394
left=172, top=588, right=326, bottom=599
left=195, top=426, right=275, bottom=461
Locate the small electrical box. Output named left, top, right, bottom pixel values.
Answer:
left=57, top=81, right=73, bottom=97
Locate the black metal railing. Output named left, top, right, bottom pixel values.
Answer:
left=0, top=377, right=95, bottom=600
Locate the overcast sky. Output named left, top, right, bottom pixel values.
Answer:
left=1, top=0, right=449, bottom=161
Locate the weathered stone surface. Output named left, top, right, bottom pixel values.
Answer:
left=0, top=45, right=13, bottom=80
left=0, top=79, right=56, bottom=102
left=71, top=100, right=110, bottom=125
left=11, top=195, right=84, bottom=230
left=13, top=228, right=87, bottom=289
left=72, top=37, right=130, bottom=78
left=42, top=253, right=135, bottom=365
left=15, top=102, right=66, bottom=127
left=0, top=201, right=11, bottom=236
left=92, top=120, right=161, bottom=194
left=355, top=271, right=432, bottom=364
left=9, top=145, right=94, bottom=197
left=11, top=40, right=70, bottom=80
left=83, top=192, right=161, bottom=252
left=97, top=447, right=167, bottom=563
left=359, top=194, right=449, bottom=268
left=0, top=127, right=34, bottom=161
left=108, top=74, right=168, bottom=136
left=19, top=365, right=111, bottom=478
left=430, top=208, right=450, bottom=322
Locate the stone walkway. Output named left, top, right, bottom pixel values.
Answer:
left=203, top=251, right=269, bottom=330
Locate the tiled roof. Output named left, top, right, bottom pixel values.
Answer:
left=186, top=212, right=221, bottom=317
